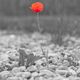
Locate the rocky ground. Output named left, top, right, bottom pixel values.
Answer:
left=0, top=31, right=80, bottom=80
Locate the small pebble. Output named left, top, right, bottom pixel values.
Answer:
left=19, top=66, right=26, bottom=72
left=27, top=65, right=37, bottom=73
left=0, top=71, right=11, bottom=78
left=39, top=69, right=54, bottom=77
left=31, top=72, right=39, bottom=77
left=68, top=67, right=76, bottom=76
left=16, top=72, right=23, bottom=77
left=12, top=67, right=20, bottom=75
left=7, top=76, right=20, bottom=80
left=22, top=72, right=31, bottom=79
left=56, top=69, right=68, bottom=76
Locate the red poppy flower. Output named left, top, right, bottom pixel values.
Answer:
left=30, top=2, right=44, bottom=13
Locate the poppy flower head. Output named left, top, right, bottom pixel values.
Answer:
left=30, top=2, right=44, bottom=13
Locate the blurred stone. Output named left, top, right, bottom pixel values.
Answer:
left=16, top=72, right=23, bottom=77
left=19, top=66, right=26, bottom=72
left=27, top=65, right=37, bottom=73
left=34, top=76, right=44, bottom=80
left=68, top=68, right=76, bottom=76
left=9, top=35, right=16, bottom=39
left=39, top=69, right=54, bottom=77
left=31, top=72, right=39, bottom=77
left=0, top=54, right=9, bottom=61
left=65, top=72, right=72, bottom=78
left=62, top=60, right=70, bottom=67
left=58, top=65, right=68, bottom=70
left=22, top=72, right=31, bottom=79
left=77, top=72, right=80, bottom=77
left=0, top=71, right=11, bottom=79
left=76, top=67, right=80, bottom=73
left=56, top=69, right=68, bottom=76
left=7, top=76, right=19, bottom=80
left=29, top=77, right=34, bottom=80
left=12, top=67, right=20, bottom=75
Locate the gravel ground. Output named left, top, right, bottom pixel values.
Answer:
left=0, top=31, right=80, bottom=80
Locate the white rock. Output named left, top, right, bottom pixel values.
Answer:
left=56, top=69, right=68, bottom=76
left=68, top=68, right=76, bottom=75
left=7, top=76, right=19, bottom=80
left=0, top=54, right=9, bottom=61
left=18, top=77, right=24, bottom=80
left=44, top=77, right=54, bottom=80
left=22, top=72, right=31, bottom=78
left=53, top=76, right=65, bottom=80
left=16, top=72, right=23, bottom=77
left=39, top=69, right=54, bottom=77
left=69, top=76, right=80, bottom=80
left=9, top=35, right=16, bottom=39
left=38, top=77, right=44, bottom=80
left=12, top=67, right=20, bottom=75
left=58, top=65, right=68, bottom=70
left=35, top=59, right=43, bottom=65
left=19, top=66, right=26, bottom=72
left=34, top=76, right=44, bottom=80
left=31, top=72, right=39, bottom=77
left=27, top=66, right=37, bottom=72
left=0, top=71, right=11, bottom=78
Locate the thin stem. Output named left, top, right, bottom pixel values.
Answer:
left=40, top=46, right=49, bottom=69
left=36, top=13, right=42, bottom=33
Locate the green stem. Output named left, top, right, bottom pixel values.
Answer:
left=37, top=13, right=42, bottom=33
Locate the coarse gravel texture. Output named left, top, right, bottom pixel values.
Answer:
left=0, top=31, right=80, bottom=80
